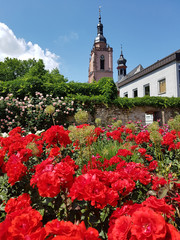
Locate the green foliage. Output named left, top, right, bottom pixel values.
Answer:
left=95, top=118, right=102, bottom=126
left=112, top=119, right=122, bottom=128
left=0, top=58, right=68, bottom=98
left=25, top=59, right=47, bottom=78
left=0, top=174, right=13, bottom=221
left=44, top=68, right=68, bottom=84
left=96, top=77, right=118, bottom=101
left=74, top=110, right=89, bottom=124
left=67, top=81, right=100, bottom=97
left=0, top=58, right=37, bottom=81
left=1, top=58, right=180, bottom=110
left=168, top=114, right=180, bottom=132
left=44, top=105, right=55, bottom=115
left=125, top=122, right=136, bottom=132
left=148, top=122, right=163, bottom=146
left=68, top=124, right=96, bottom=168
left=0, top=93, right=81, bottom=132
left=0, top=62, right=118, bottom=102
left=92, top=139, right=121, bottom=161
left=114, top=96, right=180, bottom=108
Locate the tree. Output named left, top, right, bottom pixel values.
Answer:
left=0, top=58, right=37, bottom=81
left=96, top=77, right=118, bottom=101
left=25, top=59, right=47, bottom=79
left=44, top=68, right=68, bottom=84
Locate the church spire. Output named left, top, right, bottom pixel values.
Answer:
left=94, top=6, right=106, bottom=43
left=88, top=7, right=113, bottom=83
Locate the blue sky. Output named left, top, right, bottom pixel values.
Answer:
left=0, top=0, right=180, bottom=83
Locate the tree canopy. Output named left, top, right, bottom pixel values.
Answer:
left=0, top=58, right=67, bottom=83
left=0, top=58, right=118, bottom=100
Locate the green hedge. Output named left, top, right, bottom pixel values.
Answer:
left=0, top=77, right=118, bottom=102
left=113, top=96, right=180, bottom=108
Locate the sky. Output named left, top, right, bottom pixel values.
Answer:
left=0, top=0, right=180, bottom=83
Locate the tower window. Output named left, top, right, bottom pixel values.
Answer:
left=100, top=55, right=105, bottom=70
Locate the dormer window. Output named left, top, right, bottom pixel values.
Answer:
left=100, top=55, right=105, bottom=70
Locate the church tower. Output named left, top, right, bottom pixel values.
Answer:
left=117, top=46, right=127, bottom=82
left=88, top=8, right=113, bottom=83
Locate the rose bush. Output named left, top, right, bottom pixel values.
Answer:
left=0, top=118, right=180, bottom=239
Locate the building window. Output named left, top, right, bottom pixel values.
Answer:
left=124, top=92, right=128, bottom=97
left=144, top=84, right=150, bottom=96
left=133, top=88, right=138, bottom=97
left=158, top=79, right=166, bottom=94
left=100, top=55, right=105, bottom=70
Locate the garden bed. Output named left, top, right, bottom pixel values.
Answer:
left=0, top=116, right=180, bottom=239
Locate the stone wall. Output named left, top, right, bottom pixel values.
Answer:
left=90, top=105, right=180, bottom=126
left=67, top=104, right=180, bottom=126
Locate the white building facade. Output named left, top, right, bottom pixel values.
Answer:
left=117, top=50, right=180, bottom=98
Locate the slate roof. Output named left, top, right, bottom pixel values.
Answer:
left=117, top=49, right=180, bottom=88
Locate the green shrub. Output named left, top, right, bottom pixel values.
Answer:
left=114, top=96, right=180, bottom=108
left=74, top=110, right=89, bottom=124
left=96, top=77, right=118, bottom=101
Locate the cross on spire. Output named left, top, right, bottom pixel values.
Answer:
left=99, top=6, right=102, bottom=23
left=121, top=44, right=123, bottom=55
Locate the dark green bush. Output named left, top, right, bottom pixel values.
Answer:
left=0, top=76, right=118, bottom=101
left=96, top=77, right=118, bottom=101
left=114, top=96, right=180, bottom=108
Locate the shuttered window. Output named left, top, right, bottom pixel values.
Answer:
left=159, top=79, right=166, bottom=94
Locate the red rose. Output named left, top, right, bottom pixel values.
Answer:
left=5, top=193, right=31, bottom=214
left=112, top=178, right=135, bottom=196
left=142, top=196, right=175, bottom=218
left=148, top=160, right=158, bottom=171
left=36, top=171, right=61, bottom=197
left=5, top=154, right=27, bottom=185
left=131, top=207, right=166, bottom=239
left=45, top=220, right=100, bottom=240
left=43, top=125, right=71, bottom=148
left=135, top=131, right=150, bottom=144
left=165, top=223, right=180, bottom=240
left=7, top=208, right=45, bottom=239
left=138, top=148, right=147, bottom=156
left=108, top=216, right=132, bottom=240
left=117, top=149, right=132, bottom=157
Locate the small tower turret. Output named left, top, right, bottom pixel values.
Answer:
left=117, top=46, right=127, bottom=82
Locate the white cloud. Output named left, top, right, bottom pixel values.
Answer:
left=57, top=31, right=79, bottom=44
left=0, top=22, right=60, bottom=71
